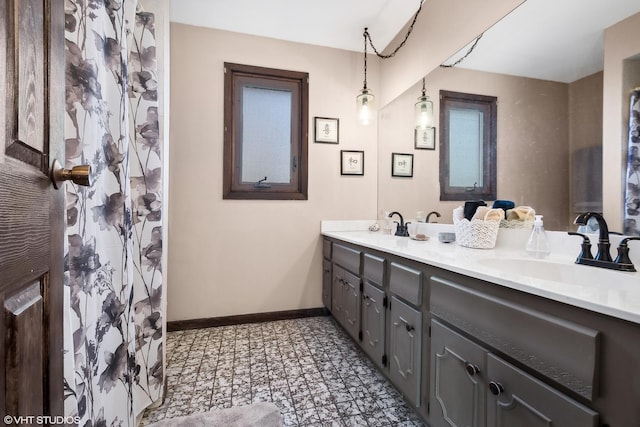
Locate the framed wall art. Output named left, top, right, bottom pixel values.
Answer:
left=314, top=117, right=339, bottom=143
left=340, top=150, right=364, bottom=175
left=392, top=153, right=413, bottom=177
left=415, top=126, right=435, bottom=150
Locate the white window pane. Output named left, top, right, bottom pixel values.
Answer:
left=449, top=108, right=484, bottom=187
left=241, top=86, right=292, bottom=183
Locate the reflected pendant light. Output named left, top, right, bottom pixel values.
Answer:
left=415, top=77, right=434, bottom=129
left=356, top=28, right=375, bottom=126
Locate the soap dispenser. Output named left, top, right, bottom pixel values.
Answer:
left=525, top=215, right=551, bottom=259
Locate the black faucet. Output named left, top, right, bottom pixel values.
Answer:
left=388, top=211, right=410, bottom=237
left=570, top=212, right=638, bottom=271
left=426, top=211, right=441, bottom=223
left=574, top=212, right=612, bottom=262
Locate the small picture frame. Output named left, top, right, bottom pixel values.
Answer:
left=314, top=117, right=339, bottom=144
left=340, top=150, right=364, bottom=175
left=392, top=153, right=414, bottom=177
left=415, top=126, right=436, bottom=150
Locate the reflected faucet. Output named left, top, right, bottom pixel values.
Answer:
left=388, top=211, right=410, bottom=237
left=426, top=211, right=441, bottom=223
left=574, top=212, right=612, bottom=262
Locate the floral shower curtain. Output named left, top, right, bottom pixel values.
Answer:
left=63, top=1, right=164, bottom=425
left=625, top=89, right=640, bottom=236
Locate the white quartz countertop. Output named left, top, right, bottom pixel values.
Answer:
left=321, top=221, right=640, bottom=325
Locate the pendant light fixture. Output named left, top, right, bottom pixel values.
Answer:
left=356, top=1, right=425, bottom=126
left=415, top=77, right=433, bottom=129
left=356, top=28, right=375, bottom=126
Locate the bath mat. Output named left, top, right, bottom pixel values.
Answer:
left=147, top=402, right=283, bottom=427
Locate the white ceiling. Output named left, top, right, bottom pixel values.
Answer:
left=169, top=0, right=640, bottom=83
left=444, top=0, right=640, bottom=83
left=169, top=0, right=421, bottom=52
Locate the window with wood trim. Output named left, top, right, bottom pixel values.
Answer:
left=439, top=90, right=497, bottom=201
left=223, top=63, right=309, bottom=200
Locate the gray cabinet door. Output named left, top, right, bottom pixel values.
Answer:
left=362, top=282, right=386, bottom=368
left=332, top=264, right=361, bottom=341
left=332, top=265, right=346, bottom=321
left=486, top=353, right=598, bottom=427
left=323, top=259, right=332, bottom=310
left=342, top=269, right=361, bottom=341
left=389, top=296, right=422, bottom=408
left=430, top=319, right=487, bottom=427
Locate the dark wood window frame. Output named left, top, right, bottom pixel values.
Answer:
left=223, top=62, right=309, bottom=200
left=439, top=90, right=497, bottom=201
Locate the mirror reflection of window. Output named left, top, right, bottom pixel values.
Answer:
left=440, top=90, right=497, bottom=201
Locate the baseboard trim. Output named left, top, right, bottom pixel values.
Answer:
left=167, top=307, right=329, bottom=332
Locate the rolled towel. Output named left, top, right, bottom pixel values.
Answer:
left=472, top=206, right=490, bottom=221
left=453, top=206, right=465, bottom=222
left=507, top=206, right=535, bottom=221
left=484, top=208, right=505, bottom=222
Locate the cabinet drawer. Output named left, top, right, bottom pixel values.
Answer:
left=333, top=244, right=361, bottom=274
left=487, top=353, right=598, bottom=427
left=389, top=262, right=422, bottom=306
left=323, top=239, right=332, bottom=259
left=363, top=253, right=386, bottom=287
left=430, top=276, right=600, bottom=401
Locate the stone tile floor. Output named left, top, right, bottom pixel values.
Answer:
left=141, top=316, right=426, bottom=426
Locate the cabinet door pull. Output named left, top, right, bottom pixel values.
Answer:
left=405, top=323, right=415, bottom=332
left=489, top=381, right=504, bottom=396
left=465, top=363, right=480, bottom=376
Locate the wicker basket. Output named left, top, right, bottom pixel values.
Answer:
left=499, top=219, right=534, bottom=229
left=500, top=206, right=535, bottom=229
left=454, top=216, right=500, bottom=249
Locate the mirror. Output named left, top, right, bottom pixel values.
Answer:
left=377, top=0, right=640, bottom=230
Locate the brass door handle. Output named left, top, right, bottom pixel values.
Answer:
left=50, top=159, right=91, bottom=189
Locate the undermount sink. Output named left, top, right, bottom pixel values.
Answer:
left=479, top=257, right=639, bottom=287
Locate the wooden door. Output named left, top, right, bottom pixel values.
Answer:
left=0, top=0, right=65, bottom=421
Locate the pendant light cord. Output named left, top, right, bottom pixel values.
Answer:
left=363, top=0, right=423, bottom=60
left=440, top=33, right=484, bottom=68
left=362, top=30, right=368, bottom=90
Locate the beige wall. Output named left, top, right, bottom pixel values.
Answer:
left=168, top=24, right=379, bottom=321
left=603, top=12, right=640, bottom=231
left=378, top=66, right=570, bottom=230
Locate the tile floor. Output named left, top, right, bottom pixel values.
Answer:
left=141, top=316, right=427, bottom=426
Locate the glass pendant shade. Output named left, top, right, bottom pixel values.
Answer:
left=357, top=88, right=375, bottom=126
left=415, top=95, right=434, bottom=129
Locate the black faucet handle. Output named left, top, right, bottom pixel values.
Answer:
left=620, top=236, right=640, bottom=246
left=568, top=232, right=593, bottom=260
left=614, top=237, right=639, bottom=270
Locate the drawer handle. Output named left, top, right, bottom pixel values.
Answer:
left=489, top=381, right=504, bottom=396
left=465, top=363, right=480, bottom=376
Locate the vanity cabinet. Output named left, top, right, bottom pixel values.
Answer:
left=322, top=235, right=640, bottom=426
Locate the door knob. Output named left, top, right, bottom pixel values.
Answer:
left=50, top=159, right=91, bottom=189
